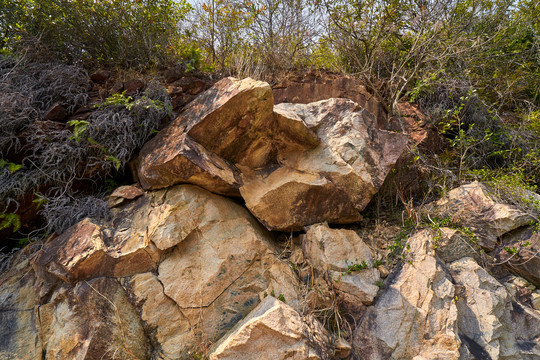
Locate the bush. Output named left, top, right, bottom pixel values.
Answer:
left=1, top=0, right=192, bottom=67
left=0, top=61, right=172, bottom=241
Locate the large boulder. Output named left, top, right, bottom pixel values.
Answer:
left=240, top=99, right=408, bottom=230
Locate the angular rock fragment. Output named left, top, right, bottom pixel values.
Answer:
left=497, top=227, right=540, bottom=287
left=241, top=99, right=407, bottom=230
left=210, top=296, right=325, bottom=360
left=138, top=133, right=241, bottom=195
left=449, top=257, right=521, bottom=359
left=302, top=223, right=374, bottom=272
left=430, top=181, right=536, bottom=250
left=38, top=277, right=148, bottom=360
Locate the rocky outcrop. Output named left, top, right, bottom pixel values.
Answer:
left=138, top=77, right=408, bottom=231
left=2, top=185, right=302, bottom=359
left=354, top=230, right=461, bottom=360
left=353, top=225, right=540, bottom=360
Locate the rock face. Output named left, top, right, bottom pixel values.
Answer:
left=353, top=225, right=540, bottom=360
left=3, top=72, right=540, bottom=360
left=354, top=230, right=461, bottom=360
left=138, top=77, right=407, bottom=231
left=2, top=185, right=301, bottom=359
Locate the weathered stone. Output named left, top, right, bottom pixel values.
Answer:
left=272, top=71, right=387, bottom=128
left=209, top=296, right=324, bottom=360
left=430, top=181, right=535, bottom=250
left=177, top=77, right=276, bottom=168
left=240, top=167, right=362, bottom=231
left=35, top=217, right=161, bottom=282
left=449, top=257, right=521, bottom=359
left=241, top=99, right=407, bottom=231
left=90, top=69, right=111, bottom=84
left=0, top=255, right=42, bottom=360
left=330, top=269, right=380, bottom=306
left=124, top=79, right=144, bottom=96
left=354, top=230, right=461, bottom=360
left=434, top=227, right=482, bottom=263
left=138, top=133, right=241, bottom=195
left=497, top=227, right=540, bottom=287
left=39, top=277, right=148, bottom=360
left=302, top=223, right=374, bottom=272
left=43, top=103, right=67, bottom=121
left=107, top=184, right=144, bottom=207
left=126, top=272, right=194, bottom=358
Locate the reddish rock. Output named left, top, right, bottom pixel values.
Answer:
left=138, top=133, right=242, bottom=195
left=124, top=79, right=144, bottom=96
left=272, top=71, right=387, bottom=128
left=43, top=103, right=67, bottom=121
left=110, top=81, right=124, bottom=94
left=497, top=227, right=540, bottom=287
left=90, top=69, right=111, bottom=84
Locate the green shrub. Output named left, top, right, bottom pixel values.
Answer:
left=1, top=0, right=192, bottom=67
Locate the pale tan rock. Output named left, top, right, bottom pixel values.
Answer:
left=532, top=292, right=540, bottom=310
left=241, top=99, right=407, bottom=231
left=39, top=277, right=148, bottom=360
left=330, top=269, right=380, bottom=306
left=449, top=257, right=520, bottom=360
left=126, top=273, right=194, bottom=358
left=432, top=182, right=535, bottom=249
left=302, top=223, right=374, bottom=272
left=209, top=296, right=323, bottom=360
left=354, top=230, right=461, bottom=360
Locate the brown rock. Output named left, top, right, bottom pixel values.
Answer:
left=178, top=77, right=276, bottom=168
left=240, top=167, right=362, bottom=231
left=90, top=69, right=111, bottom=84
left=107, top=184, right=144, bottom=207
left=138, top=133, right=242, bottom=195
left=123, top=79, right=144, bottom=96
left=165, top=67, right=183, bottom=83
left=35, top=216, right=161, bottom=282
left=110, top=81, right=124, bottom=94
left=43, top=103, right=67, bottom=121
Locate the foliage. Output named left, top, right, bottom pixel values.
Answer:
left=1, top=0, right=192, bottom=67
left=0, top=61, right=172, bottom=240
